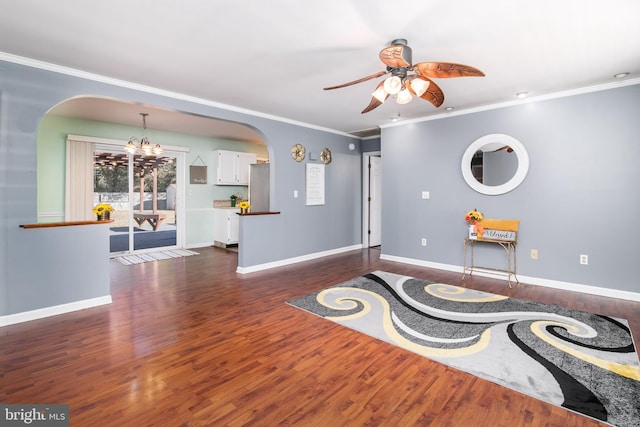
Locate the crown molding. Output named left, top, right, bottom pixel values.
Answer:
left=381, top=77, right=640, bottom=128
left=0, top=51, right=356, bottom=139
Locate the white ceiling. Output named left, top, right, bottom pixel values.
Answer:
left=1, top=0, right=639, bottom=139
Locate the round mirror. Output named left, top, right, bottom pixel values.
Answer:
left=461, top=134, right=529, bottom=195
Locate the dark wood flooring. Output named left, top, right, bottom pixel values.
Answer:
left=1, top=247, right=638, bottom=426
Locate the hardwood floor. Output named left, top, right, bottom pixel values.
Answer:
left=1, top=247, right=637, bottom=426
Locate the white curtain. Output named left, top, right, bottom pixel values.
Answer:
left=65, top=138, right=94, bottom=221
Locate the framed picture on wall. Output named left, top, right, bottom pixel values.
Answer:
left=306, top=163, right=325, bottom=205
left=189, top=156, right=207, bottom=184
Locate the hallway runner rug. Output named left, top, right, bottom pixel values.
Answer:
left=287, top=271, right=640, bottom=426
left=115, top=249, right=199, bottom=265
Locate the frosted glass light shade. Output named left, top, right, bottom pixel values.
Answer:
left=410, top=78, right=430, bottom=97
left=372, top=86, right=387, bottom=103
left=396, top=89, right=413, bottom=104
left=383, top=76, right=402, bottom=95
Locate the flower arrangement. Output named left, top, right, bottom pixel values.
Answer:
left=92, top=203, right=114, bottom=215
left=238, top=201, right=251, bottom=211
left=465, top=209, right=483, bottom=223
left=465, top=208, right=484, bottom=237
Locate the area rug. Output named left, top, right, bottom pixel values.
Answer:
left=115, top=249, right=199, bottom=265
left=287, top=271, right=640, bottom=426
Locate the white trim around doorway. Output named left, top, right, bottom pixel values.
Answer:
left=362, top=151, right=381, bottom=248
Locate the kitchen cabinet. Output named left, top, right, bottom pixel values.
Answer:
left=213, top=150, right=257, bottom=185
left=213, top=208, right=240, bottom=246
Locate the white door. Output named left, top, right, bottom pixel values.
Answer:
left=368, top=156, right=382, bottom=247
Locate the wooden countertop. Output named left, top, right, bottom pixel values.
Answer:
left=20, top=220, right=114, bottom=229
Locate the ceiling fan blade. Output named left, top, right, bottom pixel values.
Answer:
left=413, top=77, right=445, bottom=108
left=323, top=70, right=388, bottom=90
left=361, top=81, right=388, bottom=114
left=379, top=44, right=412, bottom=68
left=494, top=145, right=514, bottom=153
left=413, top=62, right=485, bottom=78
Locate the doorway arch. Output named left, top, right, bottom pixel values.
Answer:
left=37, top=95, right=269, bottom=252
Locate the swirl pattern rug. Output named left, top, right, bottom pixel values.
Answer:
left=287, top=271, right=640, bottom=426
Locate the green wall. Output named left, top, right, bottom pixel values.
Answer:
left=36, top=114, right=268, bottom=245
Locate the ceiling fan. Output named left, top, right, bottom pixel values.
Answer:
left=323, top=38, right=485, bottom=114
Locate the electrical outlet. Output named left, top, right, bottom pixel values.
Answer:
left=421, top=238, right=427, bottom=246
left=421, top=191, right=430, bottom=199
left=580, top=254, right=588, bottom=265
left=530, top=249, right=538, bottom=260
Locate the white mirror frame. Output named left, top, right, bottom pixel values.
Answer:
left=461, top=134, right=529, bottom=195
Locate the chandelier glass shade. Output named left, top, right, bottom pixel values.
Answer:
left=125, top=113, right=162, bottom=155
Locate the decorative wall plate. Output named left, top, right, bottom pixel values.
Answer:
left=320, top=147, right=332, bottom=164
left=291, top=144, right=305, bottom=162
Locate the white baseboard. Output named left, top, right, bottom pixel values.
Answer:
left=185, top=241, right=214, bottom=249
left=237, top=244, right=363, bottom=274
left=380, top=254, right=640, bottom=302
left=0, top=295, right=113, bottom=327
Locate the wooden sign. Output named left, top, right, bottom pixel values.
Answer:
left=478, top=218, right=519, bottom=243
left=482, top=229, right=517, bottom=241
left=189, top=165, right=207, bottom=184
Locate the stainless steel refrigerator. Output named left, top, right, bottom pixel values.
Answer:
left=248, top=163, right=270, bottom=212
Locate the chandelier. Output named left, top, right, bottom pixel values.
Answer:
left=125, top=113, right=163, bottom=155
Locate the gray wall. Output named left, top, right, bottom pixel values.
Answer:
left=1, top=56, right=638, bottom=320
left=9, top=223, right=111, bottom=314
left=362, top=137, right=381, bottom=153
left=381, top=84, right=640, bottom=293
left=0, top=59, right=361, bottom=316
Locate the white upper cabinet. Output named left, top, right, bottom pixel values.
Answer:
left=213, top=150, right=257, bottom=185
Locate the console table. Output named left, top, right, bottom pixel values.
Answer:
left=463, top=238, right=518, bottom=287
left=462, top=218, right=520, bottom=288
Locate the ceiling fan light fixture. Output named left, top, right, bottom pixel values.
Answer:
left=383, top=75, right=402, bottom=95
left=396, top=88, right=413, bottom=104
left=323, top=39, right=484, bottom=114
left=372, top=86, right=387, bottom=103
left=409, top=78, right=430, bottom=97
